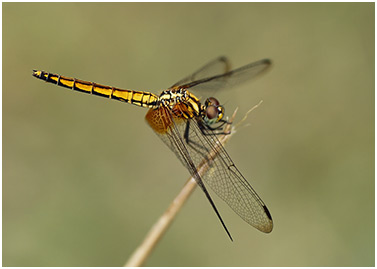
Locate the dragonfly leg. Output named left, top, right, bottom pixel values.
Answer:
left=203, top=118, right=232, bottom=135
left=200, top=118, right=232, bottom=136
left=184, top=121, right=210, bottom=158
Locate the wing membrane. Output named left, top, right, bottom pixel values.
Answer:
left=177, top=59, right=271, bottom=93
left=151, top=108, right=273, bottom=234
left=171, top=56, right=231, bottom=88
left=185, top=119, right=273, bottom=233
left=150, top=107, right=234, bottom=240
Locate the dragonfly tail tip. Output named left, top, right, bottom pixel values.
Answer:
left=32, top=70, right=39, bottom=76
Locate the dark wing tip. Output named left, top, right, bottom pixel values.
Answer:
left=218, top=56, right=229, bottom=62
left=253, top=58, right=272, bottom=77
left=261, top=58, right=272, bottom=66
left=263, top=205, right=273, bottom=221
left=263, top=205, right=274, bottom=233
left=218, top=56, right=231, bottom=73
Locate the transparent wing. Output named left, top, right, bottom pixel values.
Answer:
left=148, top=107, right=234, bottom=240
left=182, top=118, right=273, bottom=233
left=151, top=108, right=273, bottom=234
left=171, top=56, right=231, bottom=88
left=176, top=59, right=271, bottom=93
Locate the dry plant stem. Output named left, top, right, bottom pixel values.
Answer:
left=125, top=109, right=238, bottom=267
left=124, top=177, right=198, bottom=267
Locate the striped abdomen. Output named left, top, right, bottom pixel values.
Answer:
left=32, top=70, right=159, bottom=108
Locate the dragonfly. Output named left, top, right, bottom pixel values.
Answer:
left=32, top=56, right=273, bottom=241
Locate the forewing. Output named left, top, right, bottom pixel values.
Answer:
left=146, top=106, right=273, bottom=233
left=146, top=107, right=234, bottom=239
left=182, top=119, right=273, bottom=233
left=180, top=59, right=271, bottom=93
left=171, top=56, right=231, bottom=88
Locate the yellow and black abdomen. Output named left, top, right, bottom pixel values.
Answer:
left=32, top=70, right=159, bottom=108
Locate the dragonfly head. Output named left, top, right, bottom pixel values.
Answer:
left=203, top=97, right=224, bottom=125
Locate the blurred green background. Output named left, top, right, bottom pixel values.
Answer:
left=3, top=3, right=374, bottom=267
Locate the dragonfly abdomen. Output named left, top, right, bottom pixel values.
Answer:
left=32, top=70, right=159, bottom=108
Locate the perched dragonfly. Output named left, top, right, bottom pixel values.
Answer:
left=33, top=56, right=273, bottom=240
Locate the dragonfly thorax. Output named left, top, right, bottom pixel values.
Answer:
left=158, top=90, right=224, bottom=125
left=155, top=88, right=202, bottom=120
left=158, top=88, right=189, bottom=107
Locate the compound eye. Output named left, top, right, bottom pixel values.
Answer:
left=206, top=105, right=219, bottom=120
left=207, top=97, right=220, bottom=106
